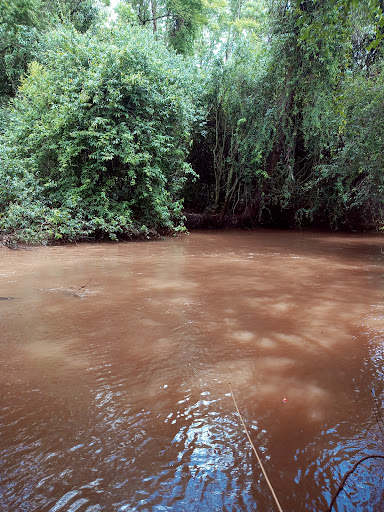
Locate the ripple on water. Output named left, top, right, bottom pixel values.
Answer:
left=295, top=421, right=384, bottom=511
left=1, top=232, right=384, bottom=511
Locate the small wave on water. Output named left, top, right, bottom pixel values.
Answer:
left=1, top=231, right=384, bottom=511
left=0, top=382, right=264, bottom=511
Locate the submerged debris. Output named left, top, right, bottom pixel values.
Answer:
left=35, top=279, right=93, bottom=299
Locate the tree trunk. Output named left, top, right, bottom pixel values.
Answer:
left=150, top=0, right=157, bottom=33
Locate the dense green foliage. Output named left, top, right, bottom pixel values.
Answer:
left=313, top=67, right=384, bottom=228
left=0, top=0, right=99, bottom=98
left=1, top=0, right=384, bottom=244
left=0, top=24, right=198, bottom=242
left=122, top=0, right=206, bottom=54
left=187, top=0, right=384, bottom=229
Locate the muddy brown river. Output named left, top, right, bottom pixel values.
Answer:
left=1, top=230, right=384, bottom=511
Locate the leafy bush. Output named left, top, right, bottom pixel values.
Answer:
left=310, top=67, right=384, bottom=229
left=0, top=24, right=198, bottom=242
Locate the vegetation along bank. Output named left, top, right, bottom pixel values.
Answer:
left=1, top=0, right=384, bottom=244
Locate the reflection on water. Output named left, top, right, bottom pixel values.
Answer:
left=1, top=230, right=384, bottom=511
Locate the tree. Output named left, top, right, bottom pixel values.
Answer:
left=0, top=24, right=199, bottom=242
left=121, top=0, right=206, bottom=54
left=0, top=0, right=100, bottom=98
left=186, top=0, right=384, bottom=230
left=0, top=0, right=40, bottom=97
left=186, top=0, right=271, bottom=224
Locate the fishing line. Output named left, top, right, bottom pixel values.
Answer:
left=229, top=383, right=284, bottom=512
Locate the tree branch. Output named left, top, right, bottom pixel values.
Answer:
left=325, top=455, right=384, bottom=512
left=141, top=13, right=171, bottom=25
left=0, top=45, right=14, bottom=55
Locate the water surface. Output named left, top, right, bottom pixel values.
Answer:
left=1, top=230, right=384, bottom=511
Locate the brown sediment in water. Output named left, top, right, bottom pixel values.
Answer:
left=0, top=230, right=384, bottom=511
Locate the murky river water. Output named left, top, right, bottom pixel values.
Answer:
left=1, top=230, right=384, bottom=512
